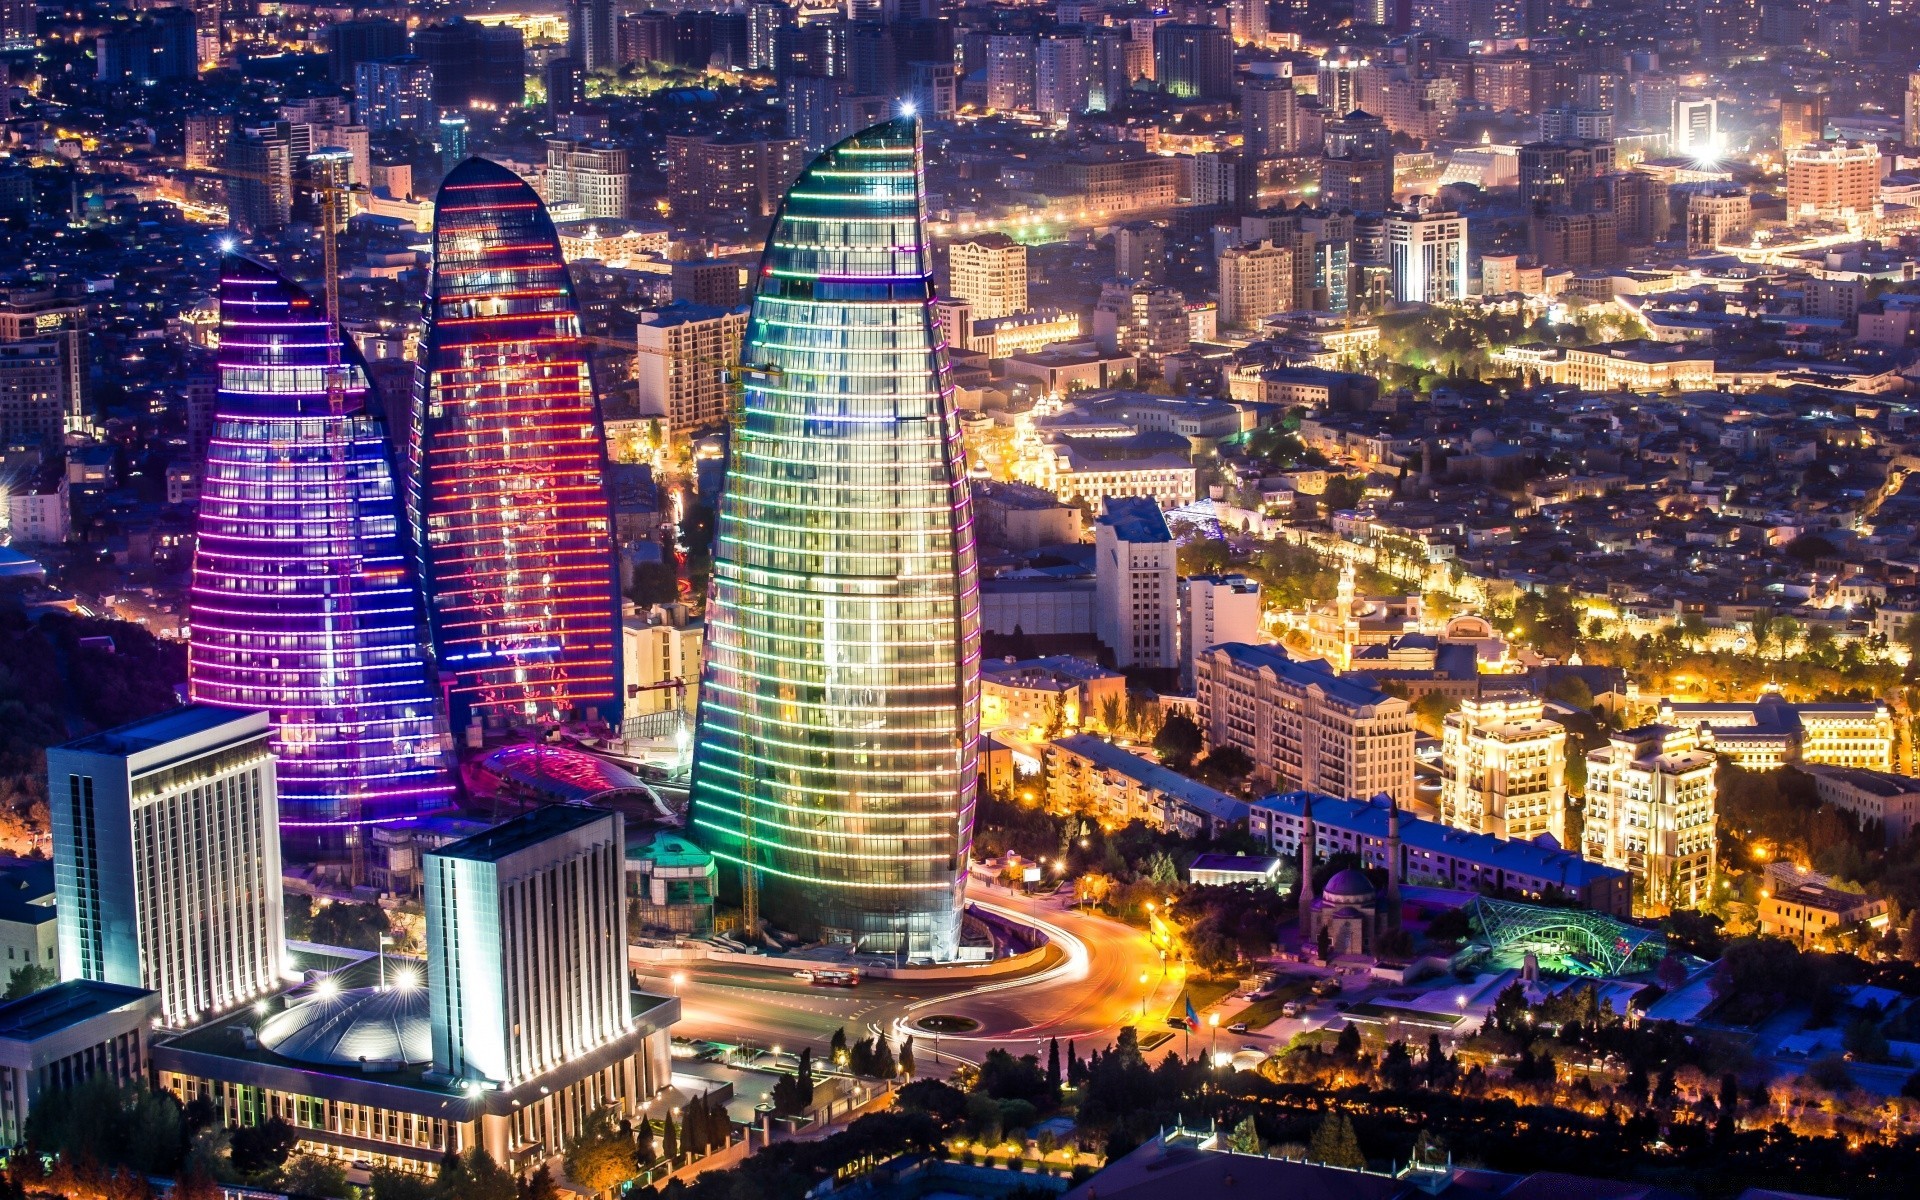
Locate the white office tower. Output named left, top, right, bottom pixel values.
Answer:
left=1181, top=574, right=1262, bottom=690
left=424, top=805, right=631, bottom=1087
left=1387, top=200, right=1467, bottom=303
left=1095, top=496, right=1178, bottom=672
left=48, top=706, right=285, bottom=1028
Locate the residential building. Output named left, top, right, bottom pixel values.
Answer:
left=1180, top=575, right=1262, bottom=691
left=0, top=341, right=69, bottom=448
left=413, top=160, right=623, bottom=731
left=1681, top=182, right=1751, bottom=248
left=544, top=139, right=629, bottom=220
left=1094, top=497, right=1177, bottom=672
left=1583, top=724, right=1718, bottom=911
left=1439, top=690, right=1568, bottom=844
left=0, top=981, right=162, bottom=1148
left=1803, top=765, right=1920, bottom=846
left=1780, top=91, right=1826, bottom=150
left=948, top=234, right=1027, bottom=321
left=621, top=603, right=703, bottom=722
left=1114, top=222, right=1168, bottom=282
left=1249, top=792, right=1631, bottom=916
left=1154, top=23, right=1232, bottom=101
left=1217, top=241, right=1293, bottom=330
left=412, top=18, right=525, bottom=109
left=981, top=656, right=1127, bottom=736
left=986, top=34, right=1036, bottom=111
left=666, top=134, right=804, bottom=218
left=48, top=706, right=285, bottom=1027
left=1786, top=140, right=1882, bottom=228
left=354, top=57, right=435, bottom=134
left=1243, top=68, right=1300, bottom=158
left=1517, top=139, right=1614, bottom=208
left=7, top=481, right=67, bottom=544
left=1044, top=735, right=1249, bottom=839
left=1758, top=865, right=1887, bottom=947
left=1093, top=278, right=1190, bottom=364
left=1194, top=642, right=1415, bottom=804
left=634, top=302, right=748, bottom=438
left=687, top=118, right=980, bottom=963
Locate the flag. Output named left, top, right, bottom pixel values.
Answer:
left=1184, top=997, right=1200, bottom=1032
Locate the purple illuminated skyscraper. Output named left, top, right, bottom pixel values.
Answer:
left=190, top=257, right=454, bottom=859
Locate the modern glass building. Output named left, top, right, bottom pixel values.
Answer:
left=189, top=257, right=453, bottom=856
left=410, top=158, right=622, bottom=732
left=688, top=117, right=982, bottom=962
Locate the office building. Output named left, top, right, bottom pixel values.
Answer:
left=1180, top=575, right=1261, bottom=691
left=189, top=258, right=452, bottom=855
left=1583, top=725, right=1717, bottom=911
left=543, top=139, right=628, bottom=220
left=1537, top=107, right=1613, bottom=142
left=687, top=118, right=981, bottom=963
left=49, top=706, right=285, bottom=1027
left=747, top=0, right=785, bottom=70
left=1194, top=642, right=1415, bottom=803
left=1218, top=240, right=1293, bottom=330
left=666, top=133, right=804, bottom=218
left=355, top=57, right=435, bottom=134
left=153, top=808, right=678, bottom=1173
left=1243, top=68, right=1300, bottom=158
left=328, top=16, right=405, bottom=85
left=1094, top=497, right=1177, bottom=672
left=424, top=806, right=630, bottom=1086
left=413, top=19, right=525, bottom=110
left=0, top=861, right=55, bottom=981
left=1316, top=46, right=1368, bottom=116
left=1250, top=792, right=1631, bottom=916
left=1114, top=222, right=1167, bottom=282
left=634, top=302, right=749, bottom=438
left=1670, top=95, right=1719, bottom=159
left=411, top=159, right=623, bottom=731
left=567, top=0, right=616, bottom=71
left=1387, top=202, right=1467, bottom=303
left=436, top=115, right=468, bottom=172
left=1517, top=139, right=1614, bottom=207
left=1657, top=694, right=1893, bottom=771
left=1154, top=24, right=1232, bottom=101
left=0, top=981, right=163, bottom=1148
left=1439, top=690, right=1567, bottom=844
left=948, top=234, right=1028, bottom=321
left=1786, top=140, right=1882, bottom=228
left=908, top=61, right=958, bottom=119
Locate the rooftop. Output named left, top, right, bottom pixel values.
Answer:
left=431, top=803, right=613, bottom=865
left=0, top=859, right=54, bottom=927
left=57, top=703, right=267, bottom=759
left=0, top=980, right=156, bottom=1043
left=1051, top=734, right=1248, bottom=821
left=1097, top=495, right=1172, bottom=544
left=1205, top=642, right=1400, bottom=712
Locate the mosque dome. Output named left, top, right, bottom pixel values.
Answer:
left=1320, top=869, right=1377, bottom=905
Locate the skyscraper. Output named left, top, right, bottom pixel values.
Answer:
left=411, top=159, right=623, bottom=732
left=49, top=705, right=286, bottom=1027
left=189, top=258, right=454, bottom=856
left=567, top=0, right=616, bottom=71
left=689, top=117, right=981, bottom=962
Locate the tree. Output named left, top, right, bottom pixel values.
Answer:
left=230, top=1117, right=298, bottom=1178
left=1226, top=1115, right=1262, bottom=1155
left=3, top=962, right=54, bottom=1000
left=1194, top=745, right=1256, bottom=790
left=1066, top=1040, right=1083, bottom=1087
left=661, top=1110, right=679, bottom=1161
left=1152, top=712, right=1204, bottom=771
left=1901, top=914, right=1920, bottom=964
left=1046, top=1037, right=1062, bottom=1092
left=522, top=1163, right=562, bottom=1200
left=564, top=1107, right=638, bottom=1194
left=772, top=1047, right=815, bottom=1115
left=628, top=560, right=681, bottom=608
left=830, top=1026, right=849, bottom=1066
left=634, top=1114, right=657, bottom=1165
left=899, top=1036, right=916, bottom=1079
left=1307, top=1110, right=1365, bottom=1169
left=308, top=899, right=392, bottom=950
left=367, top=1168, right=436, bottom=1200
left=280, top=1155, right=353, bottom=1199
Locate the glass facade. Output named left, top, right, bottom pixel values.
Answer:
left=189, top=258, right=454, bottom=855
left=410, top=158, right=622, bottom=730
left=688, top=117, right=981, bottom=962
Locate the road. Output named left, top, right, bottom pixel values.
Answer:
left=633, top=880, right=1178, bottom=1072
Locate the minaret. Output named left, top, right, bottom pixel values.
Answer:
left=1297, top=795, right=1316, bottom=937
left=1336, top=563, right=1358, bottom=670
left=1386, top=796, right=1404, bottom=929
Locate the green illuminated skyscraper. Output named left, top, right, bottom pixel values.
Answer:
left=688, top=116, right=981, bottom=962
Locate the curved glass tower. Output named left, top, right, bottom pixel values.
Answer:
left=190, top=257, right=454, bottom=856
left=689, top=117, right=982, bottom=962
left=410, top=158, right=622, bottom=731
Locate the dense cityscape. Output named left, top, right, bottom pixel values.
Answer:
left=0, top=0, right=1918, bottom=1198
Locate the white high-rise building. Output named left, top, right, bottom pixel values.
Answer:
left=1035, top=34, right=1090, bottom=120
left=1670, top=96, right=1720, bottom=160
left=48, top=706, right=285, bottom=1028
left=1906, top=68, right=1920, bottom=146
left=1242, top=68, right=1300, bottom=158
left=1584, top=724, right=1718, bottom=912
left=1387, top=203, right=1467, bottom=303
left=1180, top=574, right=1262, bottom=690
left=424, top=805, right=632, bottom=1087
left=635, top=302, right=749, bottom=438
left=948, top=233, right=1028, bottom=321
left=987, top=34, right=1036, bottom=112
left=1095, top=497, right=1177, bottom=671
left=1439, top=690, right=1568, bottom=844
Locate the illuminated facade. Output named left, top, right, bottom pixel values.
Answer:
left=689, top=118, right=982, bottom=962
left=189, top=258, right=453, bottom=854
left=411, top=158, right=623, bottom=731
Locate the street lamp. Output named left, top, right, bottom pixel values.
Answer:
left=671, top=972, right=686, bottom=997
left=1139, top=971, right=1151, bottom=1019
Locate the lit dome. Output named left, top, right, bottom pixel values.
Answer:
left=1320, top=869, right=1377, bottom=904
left=258, top=985, right=431, bottom=1068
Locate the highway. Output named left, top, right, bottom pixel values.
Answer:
left=633, top=880, right=1180, bottom=1073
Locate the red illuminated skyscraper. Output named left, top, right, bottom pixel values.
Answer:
left=410, top=158, right=622, bottom=732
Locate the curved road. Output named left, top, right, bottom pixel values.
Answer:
left=632, top=882, right=1179, bottom=1072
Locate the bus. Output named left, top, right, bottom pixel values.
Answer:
left=811, top=969, right=860, bottom=988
